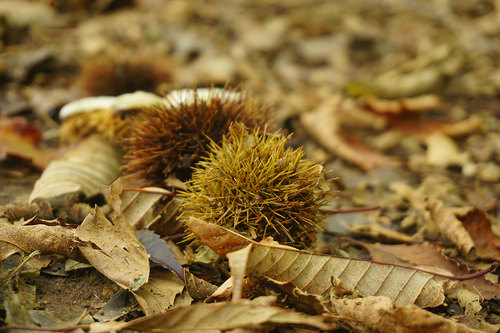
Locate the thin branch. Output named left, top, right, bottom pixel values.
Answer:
left=321, top=206, right=380, bottom=214
left=0, top=250, right=41, bottom=288
left=0, top=324, right=90, bottom=332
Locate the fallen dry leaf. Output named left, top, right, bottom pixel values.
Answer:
left=331, top=296, right=482, bottom=333
left=0, top=242, right=20, bottom=261
left=441, top=115, right=483, bottom=137
left=0, top=115, right=54, bottom=169
left=120, top=187, right=171, bottom=228
left=227, top=244, right=252, bottom=302
left=0, top=222, right=84, bottom=261
left=0, top=200, right=54, bottom=222
left=425, top=132, right=469, bottom=167
left=4, top=278, right=38, bottom=328
left=189, top=217, right=452, bottom=307
left=352, top=241, right=500, bottom=300
left=136, top=229, right=184, bottom=280
left=133, top=269, right=186, bottom=315
left=346, top=222, right=414, bottom=243
left=75, top=207, right=149, bottom=291
left=301, top=97, right=399, bottom=171
left=29, top=135, right=122, bottom=207
left=89, top=301, right=334, bottom=332
left=184, top=269, right=218, bottom=301
left=361, top=94, right=441, bottom=114
left=260, top=276, right=331, bottom=315
left=425, top=198, right=475, bottom=256
left=456, top=207, right=500, bottom=261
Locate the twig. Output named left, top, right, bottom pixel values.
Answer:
left=163, top=232, right=189, bottom=241
left=321, top=205, right=380, bottom=214
left=0, top=324, right=90, bottom=332
left=0, top=250, right=41, bottom=288
left=123, top=187, right=175, bottom=196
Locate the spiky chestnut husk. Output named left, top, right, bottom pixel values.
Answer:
left=181, top=124, right=333, bottom=250
left=121, top=87, right=269, bottom=185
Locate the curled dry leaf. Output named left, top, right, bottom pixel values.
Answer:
left=75, top=207, right=149, bottom=291
left=0, top=115, right=54, bottom=169
left=441, top=115, right=483, bottom=137
left=189, top=217, right=452, bottom=308
left=261, top=277, right=331, bottom=315
left=0, top=200, right=54, bottom=221
left=361, top=94, right=441, bottom=114
left=29, top=136, right=122, bottom=207
left=89, top=301, right=333, bottom=333
left=331, top=296, right=481, bottom=333
left=0, top=222, right=84, bottom=261
left=425, top=198, right=475, bottom=256
left=346, top=222, right=414, bottom=243
left=456, top=207, right=500, bottom=261
left=301, top=97, right=399, bottom=171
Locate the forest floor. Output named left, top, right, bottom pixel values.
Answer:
left=0, top=1, right=499, bottom=332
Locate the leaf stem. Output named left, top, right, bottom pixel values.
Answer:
left=437, top=262, right=499, bottom=281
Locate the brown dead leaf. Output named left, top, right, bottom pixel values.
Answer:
left=133, top=269, right=187, bottom=315
left=352, top=241, right=500, bottom=300
left=346, top=222, right=414, bottom=243
left=456, top=207, right=500, bottom=261
left=105, top=179, right=180, bottom=234
left=189, top=218, right=452, bottom=307
left=89, top=301, right=334, bottom=332
left=75, top=207, right=149, bottom=290
left=184, top=269, right=218, bottom=301
left=331, top=296, right=482, bottom=333
left=0, top=200, right=54, bottom=221
left=0, top=115, right=54, bottom=168
left=301, top=97, right=399, bottom=171
left=425, top=198, right=475, bottom=256
left=261, top=277, right=331, bottom=315
left=425, top=132, right=469, bottom=167
left=120, top=187, right=171, bottom=229
left=361, top=94, right=441, bottom=114
left=4, top=278, right=38, bottom=329
left=442, top=115, right=483, bottom=137
left=0, top=242, right=20, bottom=261
left=0, top=222, right=84, bottom=261
left=29, top=135, right=122, bottom=207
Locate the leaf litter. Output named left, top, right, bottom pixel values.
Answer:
left=1, top=0, right=500, bottom=332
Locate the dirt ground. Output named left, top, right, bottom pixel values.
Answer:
left=0, top=0, right=499, bottom=332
